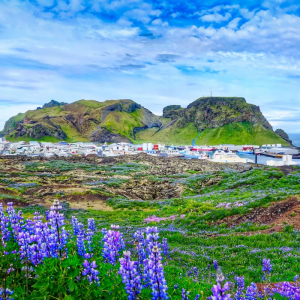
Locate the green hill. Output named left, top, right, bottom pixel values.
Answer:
left=136, top=122, right=289, bottom=146
left=0, top=97, right=290, bottom=146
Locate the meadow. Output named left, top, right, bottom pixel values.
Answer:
left=0, top=155, right=300, bottom=299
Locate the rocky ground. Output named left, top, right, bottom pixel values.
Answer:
left=214, top=196, right=300, bottom=231
left=1, top=153, right=299, bottom=232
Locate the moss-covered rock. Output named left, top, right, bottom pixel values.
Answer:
left=275, top=128, right=292, bottom=145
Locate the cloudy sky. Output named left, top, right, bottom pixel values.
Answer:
left=0, top=0, right=300, bottom=133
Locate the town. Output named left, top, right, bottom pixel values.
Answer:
left=0, top=136, right=299, bottom=166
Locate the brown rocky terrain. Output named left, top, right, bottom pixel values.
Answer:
left=0, top=154, right=250, bottom=210
left=214, top=196, right=300, bottom=230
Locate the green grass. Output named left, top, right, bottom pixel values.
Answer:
left=197, top=122, right=289, bottom=146
left=26, top=106, right=65, bottom=120
left=136, top=121, right=199, bottom=145
left=12, top=112, right=26, bottom=123
left=6, top=135, right=61, bottom=143
left=137, top=121, right=289, bottom=146
left=103, top=111, right=144, bottom=140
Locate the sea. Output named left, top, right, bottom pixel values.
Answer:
left=289, top=133, right=300, bottom=147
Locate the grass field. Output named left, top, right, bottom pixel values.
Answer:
left=1, top=156, right=300, bottom=299
left=137, top=122, right=289, bottom=146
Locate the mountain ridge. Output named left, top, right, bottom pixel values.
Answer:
left=0, top=97, right=290, bottom=146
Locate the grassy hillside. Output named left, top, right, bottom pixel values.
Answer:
left=5, top=136, right=61, bottom=143
left=2, top=98, right=290, bottom=146
left=197, top=122, right=289, bottom=146
left=137, top=122, right=289, bottom=146
left=136, top=121, right=199, bottom=145
left=4, top=99, right=160, bottom=143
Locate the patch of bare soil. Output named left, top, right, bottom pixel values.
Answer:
left=0, top=198, right=29, bottom=207
left=61, top=194, right=112, bottom=211
left=69, top=200, right=113, bottom=210
left=0, top=187, right=19, bottom=195
left=277, top=165, right=299, bottom=176
left=118, top=179, right=183, bottom=200
left=256, top=282, right=296, bottom=294
left=63, top=193, right=108, bottom=202
left=215, top=196, right=300, bottom=229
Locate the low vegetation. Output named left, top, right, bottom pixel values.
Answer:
left=0, top=155, right=300, bottom=299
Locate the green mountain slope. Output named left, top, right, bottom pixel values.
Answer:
left=0, top=97, right=290, bottom=146
left=137, top=122, right=289, bottom=146
left=1, top=99, right=161, bottom=143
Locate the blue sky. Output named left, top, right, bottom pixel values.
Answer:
left=0, top=0, right=300, bottom=133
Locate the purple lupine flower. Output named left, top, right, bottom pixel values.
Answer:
left=133, top=230, right=147, bottom=272
left=273, top=281, right=300, bottom=299
left=182, top=288, right=190, bottom=300
left=6, top=202, right=23, bottom=239
left=82, top=260, right=99, bottom=284
left=86, top=219, right=95, bottom=252
left=77, top=228, right=86, bottom=257
left=262, top=258, right=272, bottom=283
left=0, top=215, right=11, bottom=247
left=262, top=258, right=272, bottom=273
left=48, top=208, right=68, bottom=257
left=86, top=229, right=94, bottom=252
left=194, top=295, right=200, bottom=300
left=245, top=283, right=260, bottom=300
left=72, top=216, right=80, bottom=236
left=88, top=218, right=95, bottom=233
left=216, top=267, right=225, bottom=285
left=17, top=231, right=32, bottom=262
left=0, top=203, right=4, bottom=218
left=0, top=287, right=14, bottom=300
left=143, top=245, right=168, bottom=300
left=145, top=227, right=159, bottom=253
left=34, top=219, right=53, bottom=259
left=211, top=267, right=232, bottom=300
left=211, top=282, right=232, bottom=300
left=133, top=230, right=146, bottom=247
left=119, top=251, right=143, bottom=300
left=162, top=238, right=170, bottom=259
left=234, top=276, right=245, bottom=300
left=213, top=260, right=218, bottom=270
left=102, top=225, right=125, bottom=264
left=7, top=267, right=15, bottom=274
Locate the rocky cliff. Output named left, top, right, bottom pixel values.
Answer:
left=1, top=99, right=161, bottom=143
left=275, top=129, right=293, bottom=145
left=1, top=97, right=290, bottom=146
left=41, top=100, right=67, bottom=109
left=163, top=97, right=272, bottom=131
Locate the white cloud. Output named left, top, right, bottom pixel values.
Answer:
left=200, top=12, right=232, bottom=23
left=227, top=17, right=241, bottom=29
left=240, top=8, right=256, bottom=19
left=0, top=0, right=299, bottom=133
left=151, top=19, right=168, bottom=26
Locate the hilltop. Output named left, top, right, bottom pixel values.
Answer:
left=0, top=97, right=290, bottom=145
